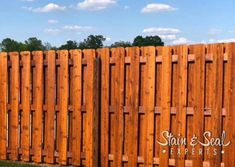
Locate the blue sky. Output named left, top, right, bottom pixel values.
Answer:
left=0, top=0, right=235, bottom=46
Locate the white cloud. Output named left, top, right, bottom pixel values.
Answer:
left=143, top=27, right=180, bottom=35
left=63, top=25, right=93, bottom=32
left=172, top=37, right=189, bottom=45
left=44, top=28, right=60, bottom=35
left=216, top=38, right=235, bottom=43
left=25, top=3, right=66, bottom=12
left=48, top=19, right=59, bottom=24
left=141, top=3, right=177, bottom=13
left=105, top=37, right=111, bottom=41
left=77, top=0, right=116, bottom=11
left=159, top=35, right=177, bottom=40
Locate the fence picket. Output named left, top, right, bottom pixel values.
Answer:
left=70, top=49, right=82, bottom=165
left=0, top=52, right=8, bottom=160
left=45, top=50, right=56, bottom=164
left=99, top=48, right=110, bottom=167
left=58, top=50, right=69, bottom=165
left=9, top=52, right=20, bottom=161
left=159, top=46, right=172, bottom=167
left=21, top=51, right=31, bottom=162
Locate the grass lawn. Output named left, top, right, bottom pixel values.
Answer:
left=0, top=161, right=39, bottom=167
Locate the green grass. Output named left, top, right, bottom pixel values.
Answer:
left=0, top=161, right=39, bottom=167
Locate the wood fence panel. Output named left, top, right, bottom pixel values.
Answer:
left=21, top=51, right=31, bottom=162
left=45, top=50, right=56, bottom=164
left=0, top=52, right=8, bottom=160
left=9, top=52, right=20, bottom=161
left=0, top=43, right=234, bottom=167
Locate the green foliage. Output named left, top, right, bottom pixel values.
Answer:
left=78, top=35, right=106, bottom=49
left=110, top=41, right=132, bottom=48
left=132, top=35, right=164, bottom=47
left=0, top=38, right=22, bottom=52
left=59, top=40, right=79, bottom=50
left=0, top=35, right=164, bottom=52
left=25, top=37, right=43, bottom=51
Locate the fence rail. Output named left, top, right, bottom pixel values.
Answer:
left=0, top=43, right=235, bottom=167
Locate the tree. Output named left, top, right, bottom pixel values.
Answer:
left=25, top=37, right=44, bottom=51
left=132, top=35, right=164, bottom=47
left=59, top=40, right=79, bottom=50
left=111, top=41, right=132, bottom=48
left=0, top=38, right=21, bottom=52
left=43, top=42, right=57, bottom=50
left=79, top=35, right=105, bottom=49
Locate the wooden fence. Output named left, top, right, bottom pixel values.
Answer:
left=0, top=43, right=235, bottom=167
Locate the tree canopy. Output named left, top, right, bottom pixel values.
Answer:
left=0, top=35, right=164, bottom=52
left=132, top=35, right=164, bottom=47
left=111, top=41, right=132, bottom=48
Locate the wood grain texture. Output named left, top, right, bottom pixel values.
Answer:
left=98, top=48, right=110, bottom=167
left=58, top=50, right=69, bottom=165
left=21, top=51, right=31, bottom=162
left=192, top=45, right=206, bottom=167
left=32, top=51, right=43, bottom=163
left=159, top=46, right=172, bottom=167
left=70, top=49, right=82, bottom=165
left=0, top=52, right=8, bottom=160
left=9, top=52, right=20, bottom=161
left=45, top=50, right=56, bottom=164
left=127, top=47, right=140, bottom=167
left=175, top=45, right=188, bottom=167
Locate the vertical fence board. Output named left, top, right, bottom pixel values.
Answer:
left=192, top=45, right=205, bottom=167
left=32, top=51, right=43, bottom=163
left=209, top=44, right=224, bottom=167
left=70, top=49, right=82, bottom=165
left=58, top=50, right=69, bottom=165
left=175, top=46, right=188, bottom=167
left=45, top=50, right=56, bottom=164
left=159, top=46, right=172, bottom=167
left=21, top=52, right=31, bottom=162
left=127, top=47, right=140, bottom=167
left=99, top=48, right=110, bottom=167
left=9, top=52, right=20, bottom=161
left=224, top=43, right=235, bottom=167
left=112, top=48, right=125, bottom=167
left=144, top=46, right=155, bottom=167
left=84, top=49, right=99, bottom=167
left=0, top=52, right=8, bottom=160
